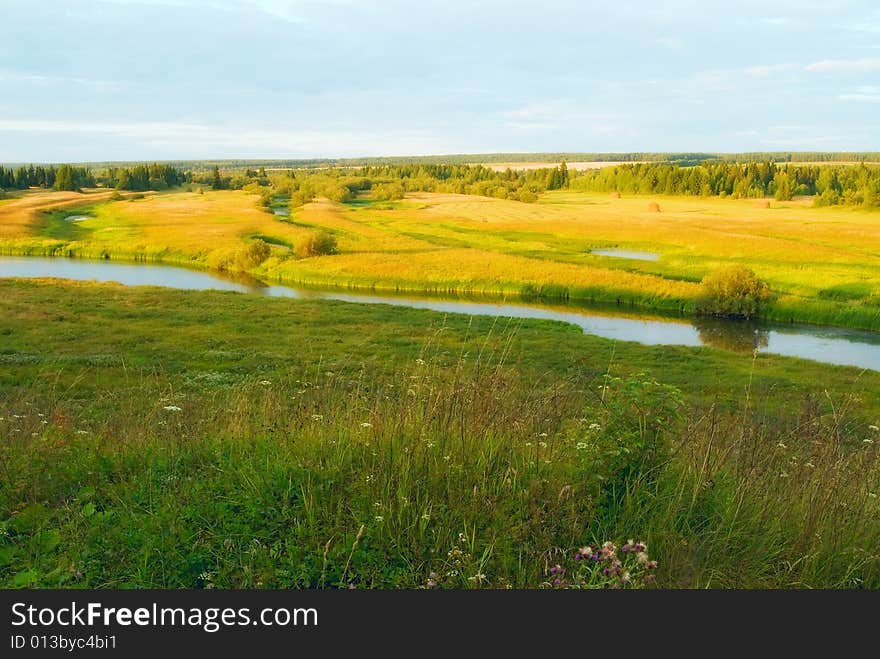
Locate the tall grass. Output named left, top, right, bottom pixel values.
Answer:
left=2, top=333, right=879, bottom=589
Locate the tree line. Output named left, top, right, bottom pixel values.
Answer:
left=0, top=163, right=188, bottom=192
left=568, top=161, right=880, bottom=206
left=0, top=164, right=95, bottom=191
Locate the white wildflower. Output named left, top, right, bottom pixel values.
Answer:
left=163, top=405, right=182, bottom=412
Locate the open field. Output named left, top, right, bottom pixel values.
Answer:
left=484, top=161, right=648, bottom=172
left=2, top=187, right=879, bottom=329
left=2, top=279, right=880, bottom=589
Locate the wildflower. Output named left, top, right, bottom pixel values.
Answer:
left=374, top=515, right=384, bottom=523
left=259, top=380, right=271, bottom=386
left=588, top=423, right=601, bottom=431
left=163, top=405, right=182, bottom=412
left=870, top=425, right=879, bottom=432
left=621, top=571, right=631, bottom=584
left=864, top=438, right=875, bottom=445
left=75, top=430, right=89, bottom=435
left=538, top=432, right=548, bottom=437
left=576, top=442, right=588, bottom=450
left=422, top=513, right=431, bottom=521
left=360, top=422, right=373, bottom=428
left=311, top=414, right=323, bottom=421
left=637, top=552, right=650, bottom=566
left=776, top=442, right=787, bottom=449
left=549, top=564, right=564, bottom=575
left=416, top=358, right=426, bottom=365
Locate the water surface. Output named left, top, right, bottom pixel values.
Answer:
left=2, top=256, right=879, bottom=372
left=591, top=248, right=659, bottom=261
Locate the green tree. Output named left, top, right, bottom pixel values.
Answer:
left=699, top=265, right=771, bottom=319
left=773, top=172, right=793, bottom=201
left=53, top=165, right=77, bottom=192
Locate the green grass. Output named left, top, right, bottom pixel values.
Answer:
left=2, top=279, right=880, bottom=589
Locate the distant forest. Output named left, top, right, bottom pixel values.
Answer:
left=2, top=155, right=879, bottom=207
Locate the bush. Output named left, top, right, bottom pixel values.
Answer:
left=372, top=182, right=405, bottom=201
left=295, top=231, right=338, bottom=258
left=698, top=264, right=770, bottom=319
left=239, top=240, right=271, bottom=268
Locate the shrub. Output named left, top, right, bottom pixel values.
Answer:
left=295, top=231, right=338, bottom=258
left=698, top=264, right=770, bottom=319
left=325, top=185, right=353, bottom=203
left=372, top=182, right=405, bottom=201
left=517, top=190, right=538, bottom=203
left=239, top=240, right=271, bottom=268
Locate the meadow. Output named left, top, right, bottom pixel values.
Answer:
left=1, top=185, right=879, bottom=329
left=3, top=177, right=880, bottom=589
left=2, top=279, right=880, bottom=589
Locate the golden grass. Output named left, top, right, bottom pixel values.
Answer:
left=3, top=187, right=880, bottom=322
left=0, top=189, right=127, bottom=239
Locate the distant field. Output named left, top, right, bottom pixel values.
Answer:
left=2, top=187, right=879, bottom=329
left=484, top=161, right=647, bottom=172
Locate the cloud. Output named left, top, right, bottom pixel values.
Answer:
left=0, top=119, right=456, bottom=158
left=0, top=71, right=126, bottom=90
left=805, top=58, right=880, bottom=73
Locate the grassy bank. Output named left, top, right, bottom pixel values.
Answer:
left=2, top=280, right=880, bottom=588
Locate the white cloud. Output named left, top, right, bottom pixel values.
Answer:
left=0, top=71, right=125, bottom=90
left=0, top=119, right=455, bottom=158
left=805, top=58, right=880, bottom=73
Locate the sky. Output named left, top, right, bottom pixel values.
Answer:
left=1, top=0, right=879, bottom=162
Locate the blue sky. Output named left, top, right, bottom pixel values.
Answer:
left=1, top=0, right=879, bottom=161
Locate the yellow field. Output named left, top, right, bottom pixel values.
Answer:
left=2, top=187, right=879, bottom=326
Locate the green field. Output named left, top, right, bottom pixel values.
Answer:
left=2, top=279, right=880, bottom=588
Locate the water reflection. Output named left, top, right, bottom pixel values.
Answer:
left=692, top=316, right=769, bottom=353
